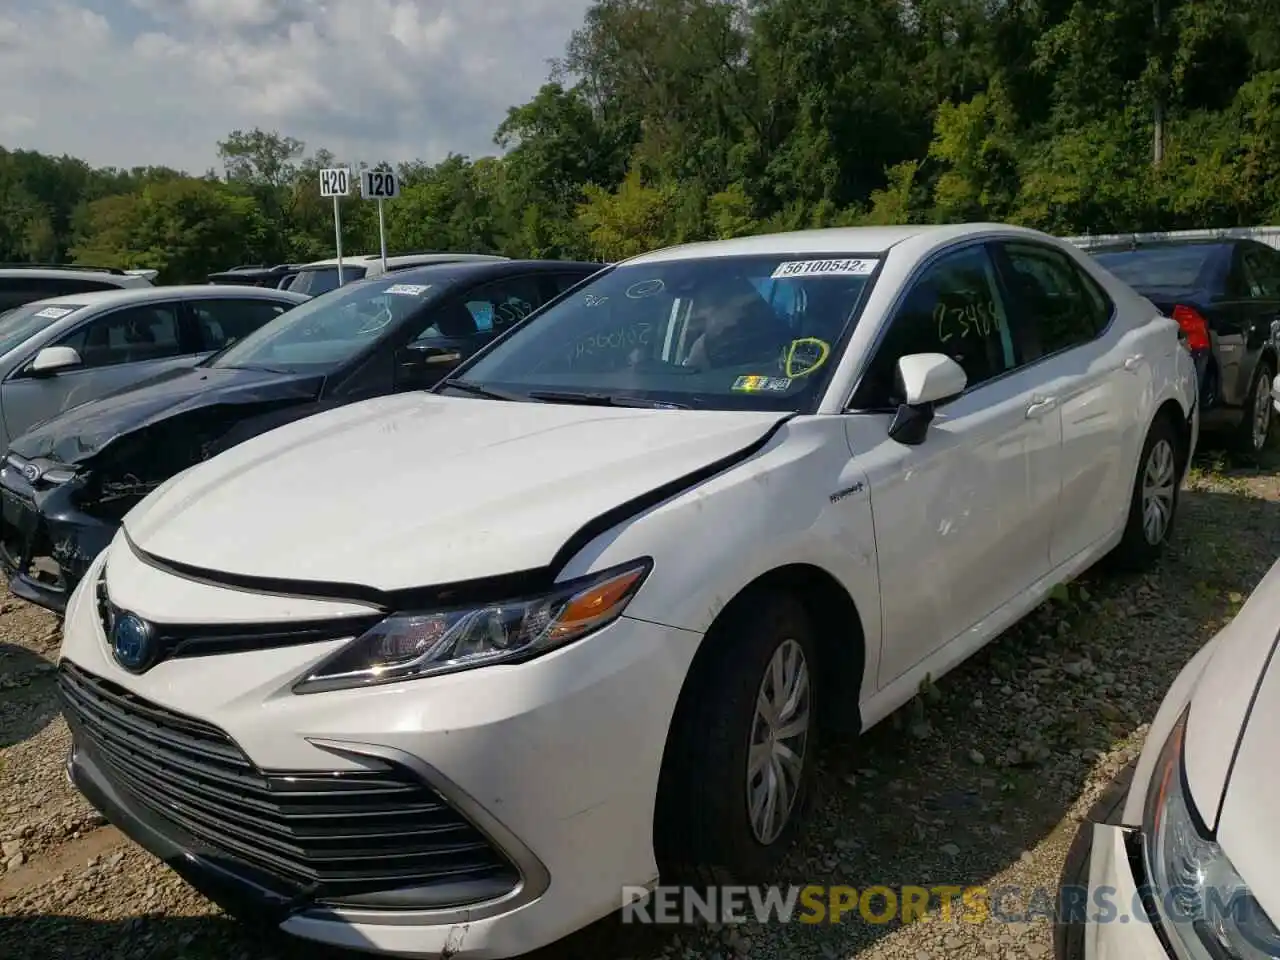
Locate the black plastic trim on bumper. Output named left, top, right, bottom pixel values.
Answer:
left=64, top=719, right=548, bottom=928
left=8, top=571, right=68, bottom=614
left=67, top=739, right=302, bottom=926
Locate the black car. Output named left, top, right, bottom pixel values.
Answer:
left=207, top=263, right=304, bottom=289
left=0, top=258, right=602, bottom=612
left=1091, top=237, right=1280, bottom=453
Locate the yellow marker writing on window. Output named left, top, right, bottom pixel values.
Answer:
left=784, top=338, right=831, bottom=378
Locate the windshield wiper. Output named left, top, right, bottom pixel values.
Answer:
left=217, top=363, right=294, bottom=374
left=527, top=390, right=688, bottom=409
left=440, top=378, right=527, bottom=402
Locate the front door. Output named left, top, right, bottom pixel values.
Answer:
left=844, top=242, right=1062, bottom=688
left=1, top=301, right=200, bottom=446
left=396, top=275, right=552, bottom=390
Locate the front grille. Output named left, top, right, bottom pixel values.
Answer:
left=58, top=661, right=519, bottom=906
left=94, top=573, right=381, bottom=666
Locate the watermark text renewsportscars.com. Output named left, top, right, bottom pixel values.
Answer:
left=621, top=883, right=1256, bottom=927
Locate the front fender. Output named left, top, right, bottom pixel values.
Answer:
left=559, top=416, right=882, bottom=703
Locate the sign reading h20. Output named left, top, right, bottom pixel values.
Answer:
left=361, top=169, right=400, bottom=200
left=319, top=167, right=351, bottom=197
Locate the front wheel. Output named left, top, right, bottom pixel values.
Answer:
left=654, top=591, right=819, bottom=884
left=1110, top=416, right=1181, bottom=571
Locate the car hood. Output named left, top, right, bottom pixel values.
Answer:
left=1181, top=557, right=1280, bottom=923
left=9, top=365, right=324, bottom=466
left=123, top=393, right=788, bottom=590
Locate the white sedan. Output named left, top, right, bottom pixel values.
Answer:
left=56, top=223, right=1198, bottom=957
left=1076, top=556, right=1280, bottom=959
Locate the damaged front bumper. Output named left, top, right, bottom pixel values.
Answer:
left=0, top=455, right=119, bottom=614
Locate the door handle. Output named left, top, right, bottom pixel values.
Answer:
left=1025, top=396, right=1058, bottom=419
left=1122, top=354, right=1144, bottom=372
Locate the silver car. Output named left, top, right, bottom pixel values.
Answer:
left=0, top=284, right=308, bottom=450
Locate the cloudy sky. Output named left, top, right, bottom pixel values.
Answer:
left=0, top=0, right=593, bottom=173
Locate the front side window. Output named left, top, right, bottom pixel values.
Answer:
left=1000, top=241, right=1113, bottom=355
left=189, top=298, right=292, bottom=351
left=212, top=276, right=438, bottom=374
left=57, top=304, right=183, bottom=369
left=455, top=254, right=881, bottom=411
left=854, top=245, right=1015, bottom=409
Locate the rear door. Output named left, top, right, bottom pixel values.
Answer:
left=0, top=301, right=202, bottom=442
left=993, top=240, right=1148, bottom=567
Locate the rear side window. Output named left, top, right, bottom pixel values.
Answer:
left=189, top=298, right=292, bottom=351
left=999, top=242, right=1113, bottom=357
left=289, top=266, right=367, bottom=296
left=1092, top=246, right=1217, bottom=289
left=1238, top=245, right=1280, bottom=299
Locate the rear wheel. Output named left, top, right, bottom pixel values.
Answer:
left=654, top=590, right=819, bottom=884
left=1110, top=416, right=1181, bottom=571
left=1235, top=357, right=1275, bottom=455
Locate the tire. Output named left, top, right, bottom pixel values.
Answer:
left=1110, top=415, right=1181, bottom=572
left=1235, top=356, right=1275, bottom=455
left=654, top=590, right=819, bottom=885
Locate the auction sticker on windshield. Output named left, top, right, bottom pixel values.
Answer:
left=33, top=306, right=75, bottom=319
left=733, top=375, right=791, bottom=393
left=385, top=284, right=431, bottom=296
left=771, top=259, right=877, bottom=278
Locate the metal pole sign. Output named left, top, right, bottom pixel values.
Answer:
left=319, top=167, right=351, bottom=285
left=360, top=168, right=400, bottom=273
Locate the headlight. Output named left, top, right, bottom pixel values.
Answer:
left=293, top=558, right=651, bottom=694
left=1143, top=708, right=1280, bottom=959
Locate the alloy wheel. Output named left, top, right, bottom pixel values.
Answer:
left=1141, top=438, right=1176, bottom=545
left=746, top=638, right=811, bottom=845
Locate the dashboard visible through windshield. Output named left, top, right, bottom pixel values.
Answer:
left=452, top=254, right=879, bottom=411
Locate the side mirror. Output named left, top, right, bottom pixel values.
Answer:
left=28, top=346, right=82, bottom=376
left=887, top=353, right=967, bottom=445
left=396, top=344, right=463, bottom=387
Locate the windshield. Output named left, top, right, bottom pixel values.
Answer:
left=212, top=276, right=437, bottom=373
left=1093, top=246, right=1218, bottom=289
left=289, top=265, right=368, bottom=296
left=0, top=302, right=86, bottom=358
left=454, top=254, right=879, bottom=410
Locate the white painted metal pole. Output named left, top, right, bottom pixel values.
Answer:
left=378, top=199, right=388, bottom=272
left=334, top=193, right=345, bottom=287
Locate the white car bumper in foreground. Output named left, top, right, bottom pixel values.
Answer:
left=57, top=554, right=700, bottom=958
left=1082, top=824, right=1168, bottom=960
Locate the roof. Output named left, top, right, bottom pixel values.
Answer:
left=362, top=258, right=604, bottom=286
left=622, top=223, right=1022, bottom=265
left=23, top=284, right=309, bottom=310
left=0, top=267, right=151, bottom=287
left=296, top=253, right=509, bottom=269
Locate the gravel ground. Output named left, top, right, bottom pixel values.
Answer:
left=2, top=446, right=1278, bottom=960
